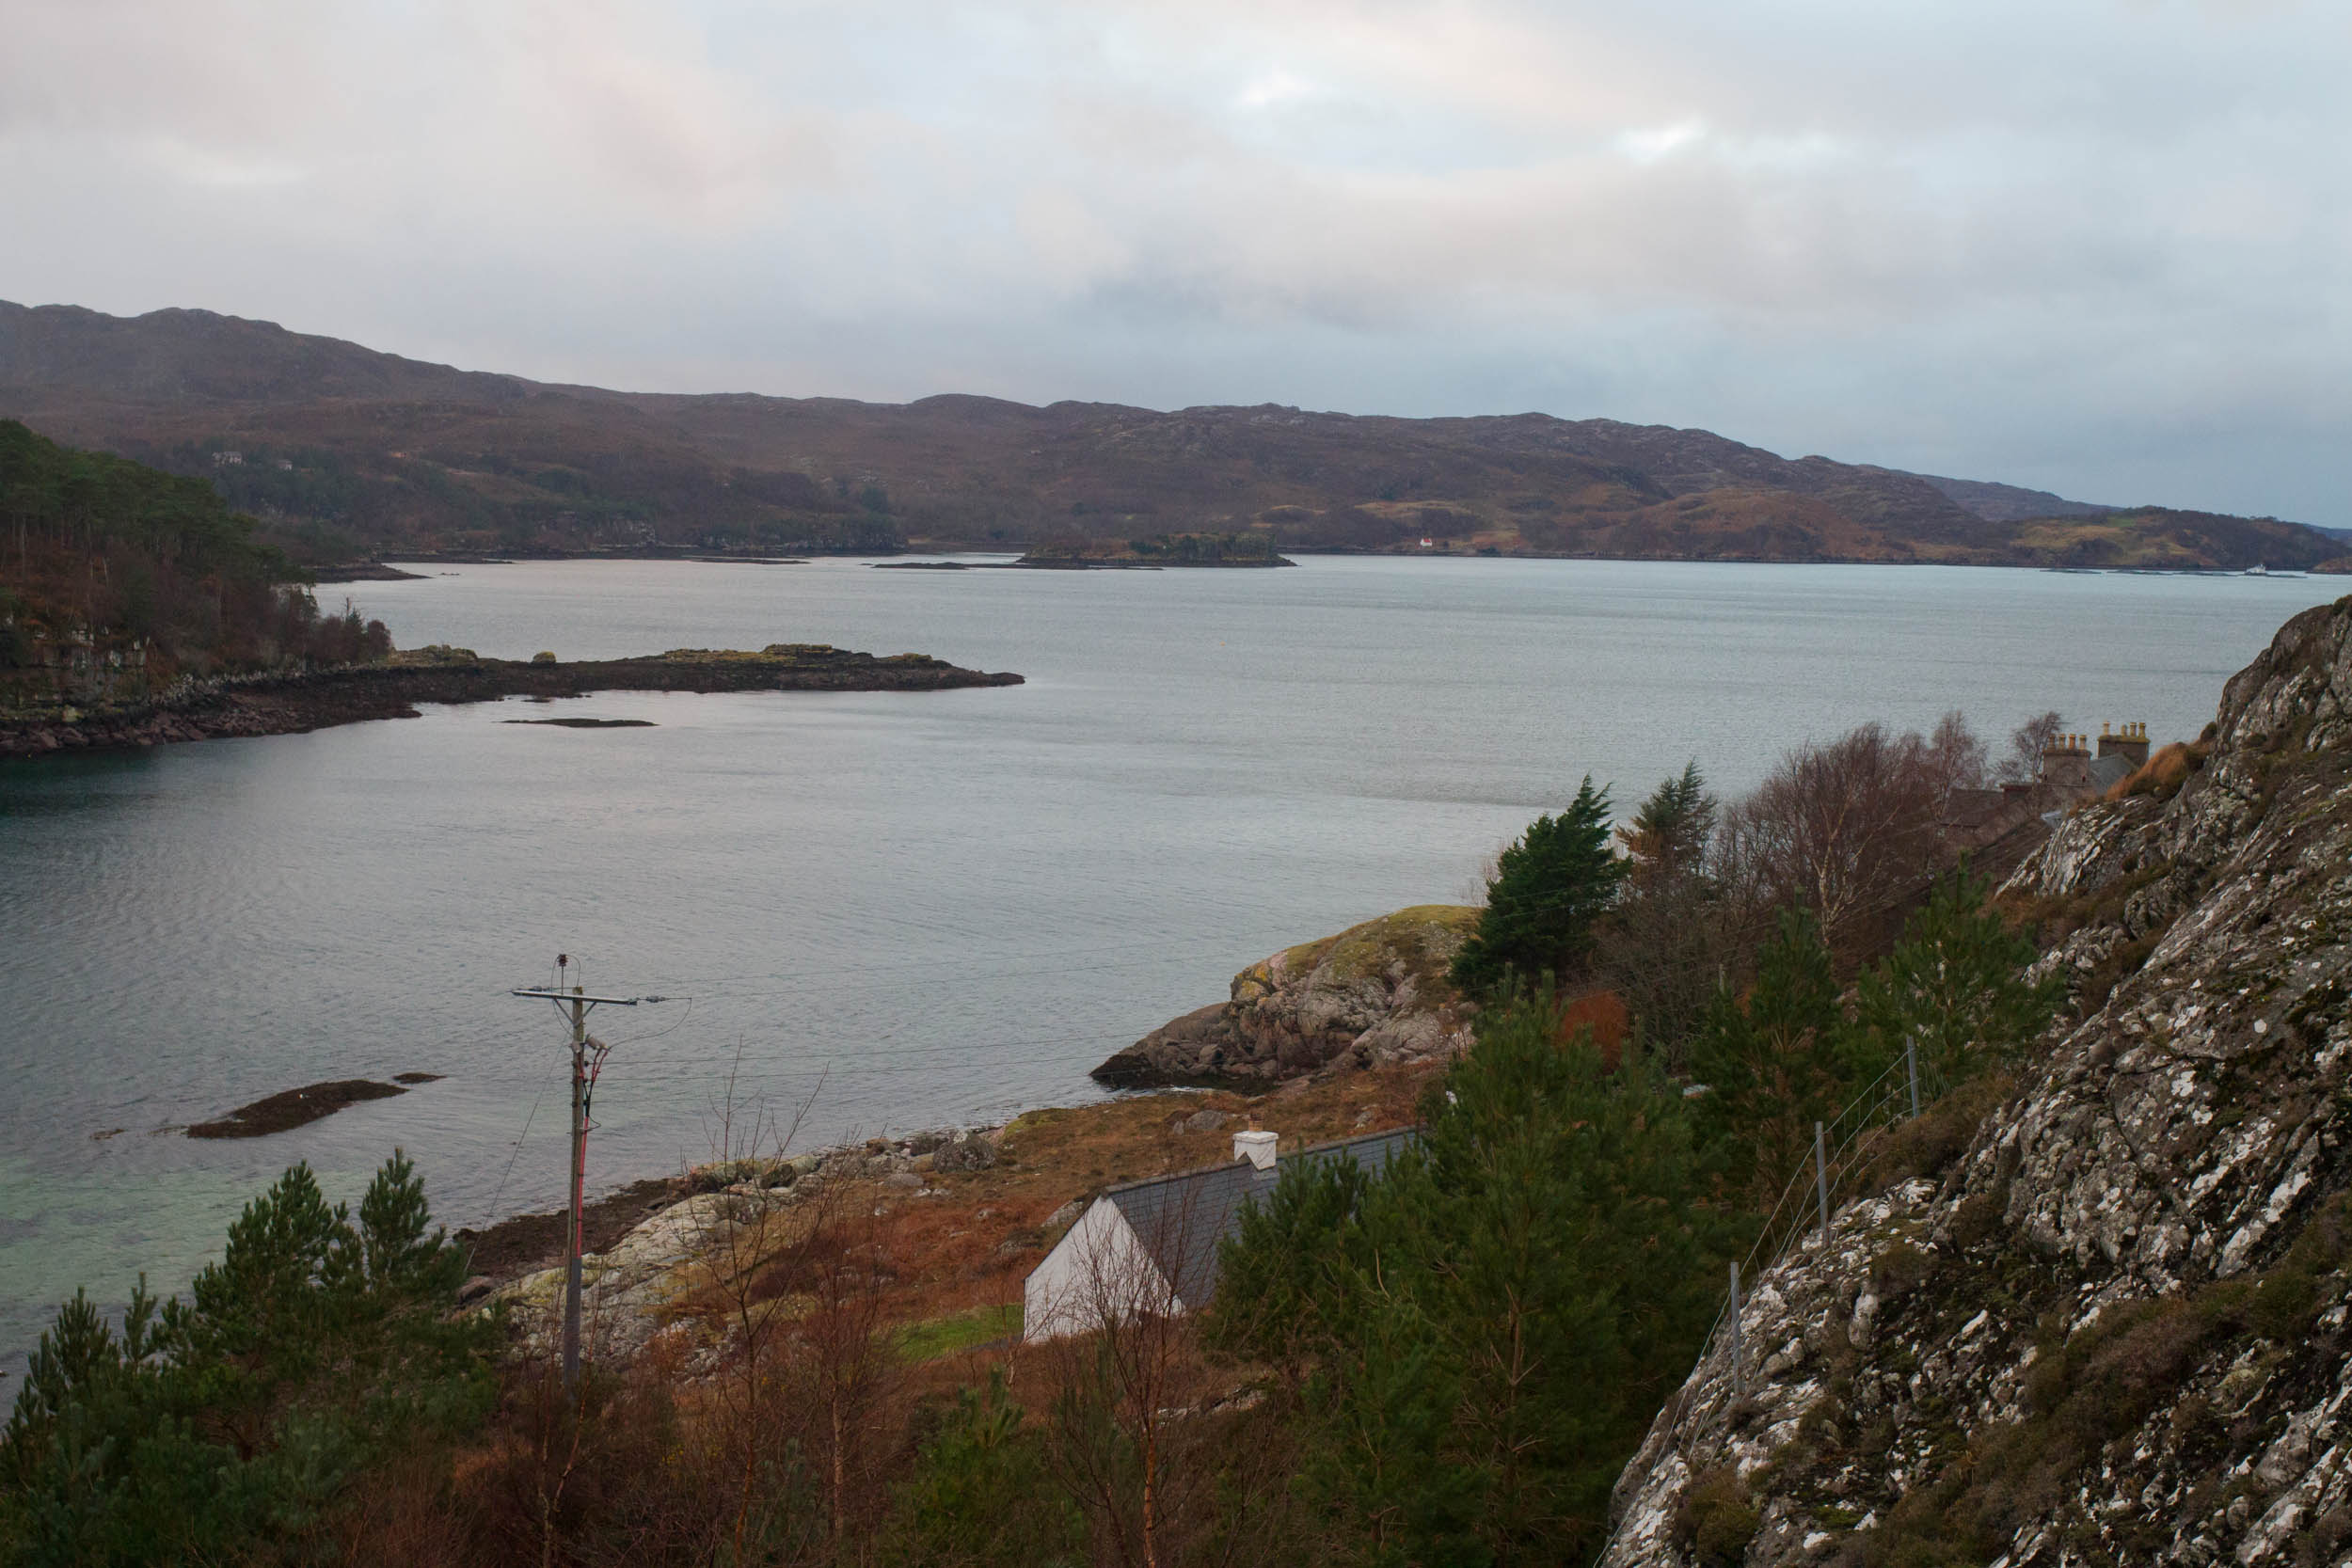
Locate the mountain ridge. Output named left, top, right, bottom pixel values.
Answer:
left=2, top=300, right=2337, bottom=572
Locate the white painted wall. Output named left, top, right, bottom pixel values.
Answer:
left=1022, top=1196, right=1168, bottom=1342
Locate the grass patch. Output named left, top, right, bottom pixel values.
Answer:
left=1674, top=1467, right=1761, bottom=1568
left=2106, top=740, right=2207, bottom=802
left=1864, top=1073, right=2013, bottom=1191
left=1262, top=904, right=1480, bottom=992
left=2078, top=934, right=2158, bottom=1012
left=897, top=1302, right=1022, bottom=1362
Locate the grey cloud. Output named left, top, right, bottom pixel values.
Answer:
left=0, top=0, right=2344, bottom=522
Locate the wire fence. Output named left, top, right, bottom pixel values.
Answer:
left=1594, top=1037, right=1950, bottom=1564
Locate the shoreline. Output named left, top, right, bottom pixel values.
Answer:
left=449, top=1061, right=1442, bottom=1347
left=0, top=644, right=1024, bottom=761
left=322, top=546, right=2339, bottom=577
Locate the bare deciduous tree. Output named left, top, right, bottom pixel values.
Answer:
left=1995, top=709, right=2065, bottom=784
left=673, top=1052, right=826, bottom=1563
left=1715, top=721, right=1953, bottom=961
left=1032, top=1182, right=1288, bottom=1568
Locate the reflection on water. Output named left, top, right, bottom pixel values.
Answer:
left=0, top=555, right=2335, bottom=1370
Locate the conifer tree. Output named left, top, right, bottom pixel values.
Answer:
left=1617, top=760, right=1716, bottom=891
left=1689, top=907, right=1851, bottom=1203
left=0, top=1152, right=494, bottom=1565
left=1211, top=997, right=1725, bottom=1564
left=1598, top=762, right=1728, bottom=1066
left=881, top=1371, right=1082, bottom=1568
left=1849, top=868, right=2059, bottom=1087
left=1451, top=777, right=1625, bottom=998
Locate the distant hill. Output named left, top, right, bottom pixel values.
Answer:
left=1909, top=473, right=2115, bottom=523
left=1, top=300, right=2339, bottom=572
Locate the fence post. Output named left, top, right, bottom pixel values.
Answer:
left=1815, top=1120, right=1831, bottom=1244
left=1729, top=1259, right=1744, bottom=1401
left=1906, top=1034, right=1920, bottom=1118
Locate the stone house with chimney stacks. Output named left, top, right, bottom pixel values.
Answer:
left=1022, top=1123, right=1418, bottom=1342
left=1942, top=721, right=2151, bottom=852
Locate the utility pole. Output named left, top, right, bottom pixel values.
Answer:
left=1814, top=1120, right=1832, bottom=1245
left=510, top=955, right=655, bottom=1394
left=1728, top=1259, right=1744, bottom=1401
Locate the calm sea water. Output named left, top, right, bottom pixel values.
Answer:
left=1, top=556, right=2339, bottom=1372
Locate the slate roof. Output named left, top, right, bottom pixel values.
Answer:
left=2089, top=753, right=2136, bottom=792
left=1101, top=1126, right=1420, bottom=1310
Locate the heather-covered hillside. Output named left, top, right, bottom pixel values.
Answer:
left=5, top=301, right=2336, bottom=570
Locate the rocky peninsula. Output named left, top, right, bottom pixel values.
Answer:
left=1093, top=904, right=1479, bottom=1087
left=0, top=642, right=1023, bottom=759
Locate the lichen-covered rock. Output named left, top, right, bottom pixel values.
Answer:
left=490, top=1188, right=790, bottom=1363
left=1606, top=595, right=2352, bottom=1568
left=1091, top=905, right=1480, bottom=1087
left=490, top=1124, right=1004, bottom=1362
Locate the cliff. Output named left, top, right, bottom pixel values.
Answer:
left=1092, top=904, right=1479, bottom=1087
left=1603, top=594, right=2352, bottom=1566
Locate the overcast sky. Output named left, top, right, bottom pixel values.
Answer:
left=4, top=1, right=2345, bottom=522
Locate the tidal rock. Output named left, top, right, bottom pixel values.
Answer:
left=1092, top=905, right=1480, bottom=1087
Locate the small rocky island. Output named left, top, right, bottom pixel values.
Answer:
left=1014, top=531, right=1295, bottom=568
left=1, top=643, right=1023, bottom=757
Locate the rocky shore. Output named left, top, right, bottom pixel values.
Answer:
left=1093, top=904, right=1480, bottom=1087
left=0, top=643, right=1023, bottom=759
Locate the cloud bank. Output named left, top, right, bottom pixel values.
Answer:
left=3, top=0, right=2345, bottom=520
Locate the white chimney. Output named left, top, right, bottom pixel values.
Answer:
left=1233, top=1129, right=1278, bottom=1171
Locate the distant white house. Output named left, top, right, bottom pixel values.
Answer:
left=1022, top=1124, right=1418, bottom=1342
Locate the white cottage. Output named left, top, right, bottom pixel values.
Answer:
left=1022, top=1124, right=1418, bottom=1342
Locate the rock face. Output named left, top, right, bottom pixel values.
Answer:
left=1604, top=595, right=2352, bottom=1567
left=1092, top=905, right=1479, bottom=1087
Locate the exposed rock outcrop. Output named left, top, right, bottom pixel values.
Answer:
left=488, top=1126, right=1001, bottom=1363
left=1605, top=595, right=2352, bottom=1567
left=1092, top=905, right=1479, bottom=1087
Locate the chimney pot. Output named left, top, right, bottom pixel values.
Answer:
left=1233, top=1129, right=1279, bottom=1171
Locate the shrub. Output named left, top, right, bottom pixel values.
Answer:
left=1675, top=1467, right=1761, bottom=1567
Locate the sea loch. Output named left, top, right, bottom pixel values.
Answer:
left=0, top=555, right=2337, bottom=1371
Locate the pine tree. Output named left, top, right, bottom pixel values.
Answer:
left=1598, top=762, right=1728, bottom=1067
left=0, top=1152, right=495, bottom=1564
left=1451, top=777, right=1626, bottom=998
left=1849, top=868, right=2059, bottom=1088
left=1617, top=760, right=1716, bottom=892
left=880, top=1371, right=1082, bottom=1568
left=1210, top=997, right=1726, bottom=1564
left=1689, top=907, right=1851, bottom=1203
